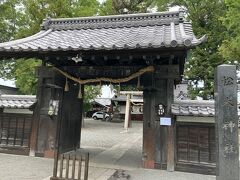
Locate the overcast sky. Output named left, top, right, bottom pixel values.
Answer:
left=0, top=78, right=15, bottom=87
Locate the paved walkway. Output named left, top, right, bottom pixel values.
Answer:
left=80, top=119, right=216, bottom=180
left=0, top=153, right=53, bottom=180
left=0, top=119, right=217, bottom=180
left=81, top=119, right=143, bottom=170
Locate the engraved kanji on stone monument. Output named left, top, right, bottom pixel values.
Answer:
left=222, top=76, right=234, bottom=86
left=222, top=121, right=236, bottom=133
left=215, top=65, right=239, bottom=180
left=223, top=96, right=234, bottom=107
left=223, top=143, right=236, bottom=157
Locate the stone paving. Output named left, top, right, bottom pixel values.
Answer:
left=81, top=119, right=216, bottom=180
left=0, top=153, right=53, bottom=180
left=0, top=119, right=218, bottom=180
left=81, top=119, right=143, bottom=170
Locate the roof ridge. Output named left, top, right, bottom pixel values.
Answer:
left=173, top=100, right=214, bottom=106
left=41, top=11, right=184, bottom=31
left=0, top=95, right=36, bottom=100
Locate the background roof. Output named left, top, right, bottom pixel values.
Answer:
left=0, top=95, right=36, bottom=109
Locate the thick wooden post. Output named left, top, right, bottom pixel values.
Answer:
left=143, top=89, right=156, bottom=168
left=29, top=61, right=47, bottom=156
left=124, top=94, right=131, bottom=130
left=142, top=65, right=178, bottom=170
left=167, top=79, right=174, bottom=171
left=78, top=85, right=84, bottom=148
left=215, top=65, right=239, bottom=180
left=29, top=72, right=43, bottom=156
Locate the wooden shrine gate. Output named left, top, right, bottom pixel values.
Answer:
left=0, top=10, right=207, bottom=176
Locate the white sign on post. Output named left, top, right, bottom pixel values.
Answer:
left=160, top=117, right=172, bottom=126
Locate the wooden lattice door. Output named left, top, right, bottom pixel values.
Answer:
left=176, top=123, right=216, bottom=174
left=0, top=113, right=32, bottom=153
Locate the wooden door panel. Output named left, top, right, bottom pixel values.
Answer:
left=177, top=124, right=216, bottom=165
left=0, top=114, right=32, bottom=148
left=58, top=82, right=83, bottom=153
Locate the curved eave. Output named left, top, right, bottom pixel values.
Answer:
left=0, top=38, right=206, bottom=59
left=0, top=47, right=202, bottom=60
left=0, top=30, right=52, bottom=49
left=0, top=24, right=207, bottom=59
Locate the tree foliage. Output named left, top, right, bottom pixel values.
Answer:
left=99, top=0, right=168, bottom=15
left=0, top=0, right=24, bottom=42
left=219, top=0, right=240, bottom=64
left=100, top=0, right=230, bottom=99
left=159, top=0, right=228, bottom=99
left=14, top=59, right=41, bottom=94
left=83, top=85, right=101, bottom=112
left=0, top=0, right=239, bottom=100
left=0, top=0, right=100, bottom=95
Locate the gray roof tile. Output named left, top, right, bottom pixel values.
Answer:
left=172, top=99, right=240, bottom=117
left=172, top=100, right=240, bottom=126
left=0, top=11, right=206, bottom=54
left=93, top=98, right=111, bottom=107
left=171, top=100, right=215, bottom=117
left=0, top=95, right=36, bottom=109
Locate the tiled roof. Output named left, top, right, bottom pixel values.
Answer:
left=172, top=100, right=240, bottom=118
left=0, top=85, right=18, bottom=95
left=0, top=11, right=206, bottom=54
left=0, top=95, right=36, bottom=109
left=93, top=98, right=111, bottom=107
left=171, top=100, right=215, bottom=117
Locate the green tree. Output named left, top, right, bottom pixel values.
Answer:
left=0, top=0, right=29, bottom=91
left=0, top=0, right=100, bottom=95
left=156, top=0, right=228, bottom=99
left=0, top=0, right=24, bottom=43
left=84, top=85, right=102, bottom=112
left=219, top=0, right=240, bottom=64
left=101, top=0, right=229, bottom=99
left=14, top=59, right=41, bottom=94
left=99, top=0, right=165, bottom=15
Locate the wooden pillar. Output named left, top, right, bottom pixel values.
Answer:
left=78, top=85, right=84, bottom=148
left=143, top=88, right=156, bottom=168
left=124, top=94, right=131, bottom=130
left=0, top=108, right=3, bottom=144
left=142, top=66, right=176, bottom=170
left=29, top=75, right=42, bottom=156
left=166, top=79, right=174, bottom=171
left=215, top=65, right=239, bottom=180
left=29, top=66, right=71, bottom=157
left=143, top=74, right=168, bottom=169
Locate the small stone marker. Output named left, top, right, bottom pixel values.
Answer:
left=215, top=65, right=239, bottom=180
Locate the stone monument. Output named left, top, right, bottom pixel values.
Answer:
left=215, top=64, right=239, bottom=180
